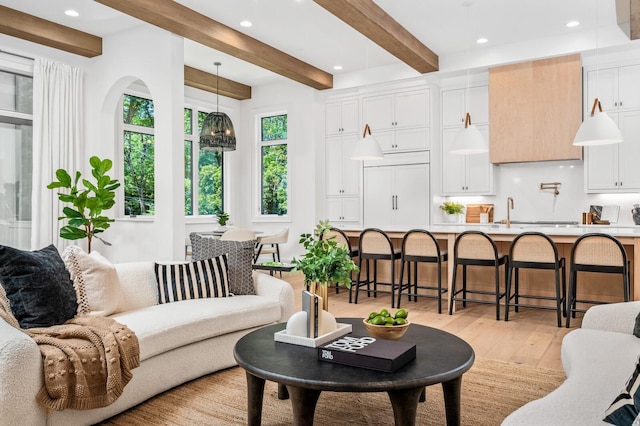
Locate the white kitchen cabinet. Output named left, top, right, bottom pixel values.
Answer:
left=586, top=110, right=640, bottom=192
left=586, top=65, right=640, bottom=112
left=362, top=88, right=430, bottom=132
left=363, top=162, right=430, bottom=228
left=441, top=125, right=493, bottom=195
left=325, top=98, right=359, bottom=136
left=325, top=134, right=360, bottom=196
left=442, top=86, right=489, bottom=127
left=372, top=127, right=430, bottom=153
left=326, top=197, right=360, bottom=223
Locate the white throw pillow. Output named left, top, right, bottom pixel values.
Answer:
left=62, top=246, right=120, bottom=316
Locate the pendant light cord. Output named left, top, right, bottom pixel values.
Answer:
left=214, top=61, right=221, bottom=114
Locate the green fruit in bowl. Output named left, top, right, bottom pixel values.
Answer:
left=366, top=308, right=409, bottom=326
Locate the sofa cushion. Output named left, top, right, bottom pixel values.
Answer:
left=62, top=246, right=120, bottom=316
left=111, top=295, right=281, bottom=361
left=154, top=257, right=230, bottom=303
left=0, top=244, right=77, bottom=329
left=190, top=234, right=256, bottom=295
left=604, top=356, right=640, bottom=425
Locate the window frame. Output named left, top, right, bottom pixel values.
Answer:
left=183, top=100, right=226, bottom=220
left=253, top=108, right=291, bottom=223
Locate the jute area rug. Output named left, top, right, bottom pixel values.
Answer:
left=99, top=358, right=565, bottom=426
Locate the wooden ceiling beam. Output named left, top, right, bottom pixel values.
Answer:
left=0, top=5, right=102, bottom=58
left=313, top=0, right=438, bottom=74
left=616, top=0, right=640, bottom=40
left=96, top=0, right=333, bottom=90
left=184, top=66, right=251, bottom=100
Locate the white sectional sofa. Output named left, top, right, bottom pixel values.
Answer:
left=503, top=302, right=640, bottom=426
left=0, top=261, right=294, bottom=426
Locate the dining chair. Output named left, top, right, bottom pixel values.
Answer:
left=255, top=228, right=289, bottom=263
left=220, top=228, right=257, bottom=242
left=323, top=227, right=359, bottom=294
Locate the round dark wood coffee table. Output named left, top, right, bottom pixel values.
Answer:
left=233, top=317, right=475, bottom=426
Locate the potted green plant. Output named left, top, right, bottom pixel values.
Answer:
left=217, top=211, right=229, bottom=230
left=47, top=156, right=120, bottom=252
left=292, top=219, right=359, bottom=310
left=440, top=201, right=464, bottom=223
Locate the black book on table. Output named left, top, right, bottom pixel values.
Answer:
left=317, top=335, right=416, bottom=372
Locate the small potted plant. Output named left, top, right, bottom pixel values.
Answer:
left=217, top=211, right=229, bottom=230
left=292, top=219, right=359, bottom=310
left=440, top=201, right=464, bottom=223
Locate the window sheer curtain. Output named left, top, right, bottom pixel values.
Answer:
left=31, top=58, right=83, bottom=250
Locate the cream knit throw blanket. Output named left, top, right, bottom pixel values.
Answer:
left=0, top=292, right=139, bottom=411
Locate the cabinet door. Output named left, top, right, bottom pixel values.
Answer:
left=341, top=197, right=361, bottom=222
left=363, top=166, right=394, bottom=227
left=467, top=85, right=489, bottom=124
left=362, top=94, right=394, bottom=132
left=618, top=110, right=640, bottom=190
left=325, top=102, right=343, bottom=136
left=394, top=164, right=430, bottom=227
left=464, top=125, right=492, bottom=194
left=341, top=134, right=360, bottom=195
left=587, top=68, right=617, bottom=112
left=585, top=113, right=619, bottom=192
left=441, top=128, right=468, bottom=194
left=394, top=127, right=429, bottom=151
left=340, top=99, right=360, bottom=134
left=395, top=90, right=429, bottom=128
left=618, top=65, right=640, bottom=111
left=442, top=89, right=465, bottom=127
left=325, top=136, right=343, bottom=196
left=326, top=197, right=343, bottom=222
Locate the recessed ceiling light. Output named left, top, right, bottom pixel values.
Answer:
left=64, top=9, right=79, bottom=17
left=566, top=21, right=580, bottom=28
left=240, top=20, right=252, bottom=27
left=476, top=37, right=488, bottom=44
left=333, top=65, right=343, bottom=70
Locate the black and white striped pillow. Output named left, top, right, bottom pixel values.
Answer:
left=154, top=256, right=231, bottom=304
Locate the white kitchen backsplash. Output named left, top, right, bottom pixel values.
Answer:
left=435, top=160, right=640, bottom=226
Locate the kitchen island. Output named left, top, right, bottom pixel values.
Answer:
left=341, top=224, right=640, bottom=312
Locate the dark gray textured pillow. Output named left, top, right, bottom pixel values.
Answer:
left=634, top=312, right=640, bottom=338
left=190, top=234, right=256, bottom=295
left=0, top=244, right=78, bottom=329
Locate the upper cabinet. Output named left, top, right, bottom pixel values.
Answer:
left=586, top=64, right=640, bottom=112
left=362, top=88, right=430, bottom=153
left=489, top=54, right=582, bottom=163
left=440, top=85, right=494, bottom=195
left=362, top=89, right=430, bottom=132
left=442, top=86, right=489, bottom=127
left=325, top=98, right=359, bottom=136
left=584, top=62, right=640, bottom=193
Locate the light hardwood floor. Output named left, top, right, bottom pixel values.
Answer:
left=276, top=271, right=580, bottom=371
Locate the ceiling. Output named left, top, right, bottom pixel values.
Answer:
left=0, top=0, right=636, bottom=88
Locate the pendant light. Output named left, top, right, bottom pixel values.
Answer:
left=351, top=124, right=384, bottom=160
left=200, top=62, right=236, bottom=151
left=449, top=2, right=488, bottom=155
left=573, top=0, right=623, bottom=146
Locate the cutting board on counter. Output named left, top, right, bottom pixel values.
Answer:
left=466, top=204, right=494, bottom=223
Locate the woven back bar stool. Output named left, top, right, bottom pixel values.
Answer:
left=505, top=232, right=566, bottom=327
left=397, top=229, right=448, bottom=313
left=352, top=228, right=402, bottom=307
left=448, top=231, right=508, bottom=320
left=566, top=233, right=630, bottom=328
left=324, top=227, right=359, bottom=294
